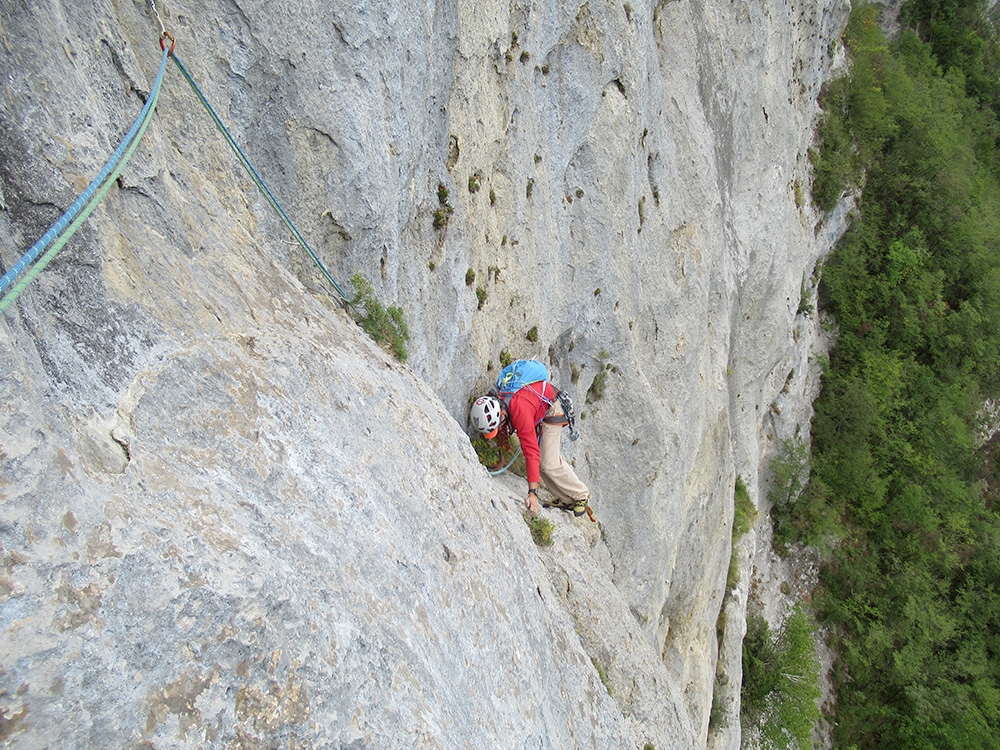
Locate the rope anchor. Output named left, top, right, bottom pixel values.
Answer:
left=159, top=31, right=175, bottom=56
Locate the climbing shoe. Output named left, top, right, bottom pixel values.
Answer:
left=543, top=498, right=589, bottom=517
left=542, top=497, right=573, bottom=510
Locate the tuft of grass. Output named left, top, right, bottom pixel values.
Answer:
left=586, top=350, right=612, bottom=404
left=526, top=325, right=538, bottom=343
left=525, top=513, right=554, bottom=546
left=499, top=349, right=513, bottom=368
left=471, top=427, right=524, bottom=472
left=709, top=672, right=728, bottom=733
left=797, top=273, right=814, bottom=318
left=465, top=268, right=476, bottom=286
left=476, top=286, right=487, bottom=310
left=349, top=274, right=409, bottom=362
left=434, top=183, right=454, bottom=229
left=592, top=659, right=614, bottom=696
left=727, top=476, right=758, bottom=588
left=433, top=207, right=452, bottom=229
left=733, top=476, right=757, bottom=538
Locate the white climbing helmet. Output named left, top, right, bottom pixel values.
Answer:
left=470, top=395, right=504, bottom=439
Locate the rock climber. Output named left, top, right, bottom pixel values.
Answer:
left=470, top=364, right=590, bottom=518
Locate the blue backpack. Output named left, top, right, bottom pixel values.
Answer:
left=492, top=359, right=579, bottom=440
left=493, top=359, right=551, bottom=404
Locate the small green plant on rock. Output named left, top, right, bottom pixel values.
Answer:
left=526, top=325, right=538, bottom=342
left=592, top=659, right=614, bottom=696
left=733, top=476, right=757, bottom=537
left=349, top=273, right=409, bottom=363
left=434, top=183, right=454, bottom=229
left=465, top=268, right=476, bottom=286
left=471, top=429, right=523, bottom=474
left=727, top=476, right=758, bottom=588
left=797, top=273, right=814, bottom=318
left=525, top=513, right=554, bottom=546
left=586, top=350, right=612, bottom=404
left=471, top=433, right=502, bottom=469
left=432, top=209, right=448, bottom=228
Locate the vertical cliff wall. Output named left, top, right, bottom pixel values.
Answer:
left=0, top=0, right=848, bottom=746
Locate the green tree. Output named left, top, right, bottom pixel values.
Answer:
left=742, top=606, right=822, bottom=749
left=805, top=4, right=1000, bottom=747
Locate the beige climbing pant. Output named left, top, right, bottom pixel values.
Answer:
left=539, top=400, right=589, bottom=504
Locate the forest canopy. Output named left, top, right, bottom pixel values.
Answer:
left=799, top=1, right=1000, bottom=747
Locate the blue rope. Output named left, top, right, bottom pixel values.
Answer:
left=0, top=56, right=165, bottom=314
left=488, top=445, right=522, bottom=476
left=169, top=53, right=352, bottom=303
left=1, top=37, right=351, bottom=314
left=0, top=45, right=171, bottom=299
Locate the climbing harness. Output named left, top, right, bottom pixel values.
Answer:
left=0, top=9, right=351, bottom=315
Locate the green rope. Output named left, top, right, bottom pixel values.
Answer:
left=1, top=35, right=352, bottom=314
left=0, top=45, right=170, bottom=314
left=169, top=53, right=352, bottom=303
left=0, top=52, right=166, bottom=314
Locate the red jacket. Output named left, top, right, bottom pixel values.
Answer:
left=506, top=381, right=558, bottom=484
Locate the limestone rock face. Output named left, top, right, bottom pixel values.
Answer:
left=0, top=0, right=848, bottom=747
